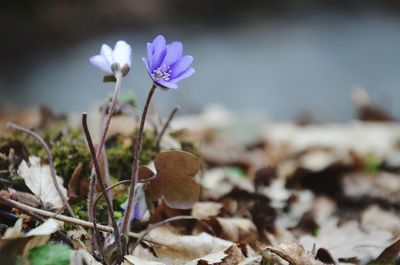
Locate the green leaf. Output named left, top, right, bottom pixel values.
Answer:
left=29, top=244, right=71, bottom=265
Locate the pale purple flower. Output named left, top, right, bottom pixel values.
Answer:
left=121, top=183, right=147, bottom=221
left=90, top=40, right=132, bottom=76
left=143, top=35, right=195, bottom=89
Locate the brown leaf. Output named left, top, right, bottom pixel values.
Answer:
left=267, top=241, right=325, bottom=265
left=154, top=150, right=199, bottom=178
left=161, top=176, right=199, bottom=209
left=68, top=162, right=83, bottom=202
left=148, top=173, right=199, bottom=209
left=144, top=151, right=200, bottom=210
left=139, top=166, right=156, bottom=182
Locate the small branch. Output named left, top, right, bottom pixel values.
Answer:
left=121, top=83, right=157, bottom=238
left=156, top=106, right=180, bottom=151
left=6, top=123, right=76, bottom=219
left=131, top=216, right=197, bottom=253
left=0, top=195, right=150, bottom=240
left=82, top=113, right=123, bottom=260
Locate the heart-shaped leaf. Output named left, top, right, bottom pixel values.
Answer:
left=139, top=150, right=200, bottom=210
left=154, top=150, right=199, bottom=178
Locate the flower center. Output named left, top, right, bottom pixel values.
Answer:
left=153, top=64, right=172, bottom=81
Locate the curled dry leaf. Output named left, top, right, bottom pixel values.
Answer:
left=139, top=150, right=200, bottom=209
left=131, top=226, right=246, bottom=265
left=17, top=156, right=68, bottom=210
left=267, top=241, right=325, bottom=265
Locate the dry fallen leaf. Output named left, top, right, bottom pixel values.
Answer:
left=191, top=202, right=223, bottom=220
left=300, top=219, right=393, bottom=263
left=17, top=156, right=68, bottom=210
left=131, top=226, right=248, bottom=265
left=267, top=241, right=325, bottom=265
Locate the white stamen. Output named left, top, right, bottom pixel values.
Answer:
left=153, top=64, right=172, bottom=81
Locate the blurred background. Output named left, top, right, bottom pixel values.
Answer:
left=1, top=0, right=400, bottom=121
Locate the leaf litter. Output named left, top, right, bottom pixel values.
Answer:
left=1, top=91, right=400, bottom=264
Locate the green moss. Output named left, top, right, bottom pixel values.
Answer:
left=113, top=211, right=123, bottom=220
left=0, top=125, right=91, bottom=185
left=106, top=130, right=158, bottom=180
left=363, top=154, right=380, bottom=174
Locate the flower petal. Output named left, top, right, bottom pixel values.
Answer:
left=133, top=193, right=147, bottom=220
left=152, top=35, right=166, bottom=52
left=89, top=55, right=112, bottom=74
left=151, top=35, right=167, bottom=69
left=170, top=55, right=193, bottom=78
left=170, top=67, right=195, bottom=83
left=162, top=41, right=183, bottom=66
left=142, top=57, right=150, bottom=72
left=113, top=40, right=132, bottom=68
left=156, top=79, right=178, bottom=90
left=100, top=44, right=114, bottom=65
left=146, top=43, right=154, bottom=68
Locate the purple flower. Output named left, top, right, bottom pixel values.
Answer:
left=143, top=35, right=195, bottom=89
left=90, top=40, right=132, bottom=76
left=121, top=183, right=147, bottom=221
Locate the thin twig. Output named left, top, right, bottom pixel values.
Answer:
left=0, top=195, right=151, bottom=240
left=131, top=216, right=197, bottom=253
left=121, top=83, right=157, bottom=238
left=0, top=196, right=74, bottom=243
left=6, top=123, right=76, bottom=219
left=82, top=113, right=123, bottom=260
left=156, top=106, right=180, bottom=151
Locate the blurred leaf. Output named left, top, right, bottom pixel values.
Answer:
left=103, top=75, right=116, bottom=83
left=29, top=244, right=71, bottom=265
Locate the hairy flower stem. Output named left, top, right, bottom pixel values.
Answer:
left=88, top=73, right=122, bottom=225
left=121, top=83, right=157, bottom=243
left=87, top=73, right=122, bottom=253
left=6, top=123, right=76, bottom=219
left=82, top=113, right=123, bottom=261
left=156, top=106, right=180, bottom=151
